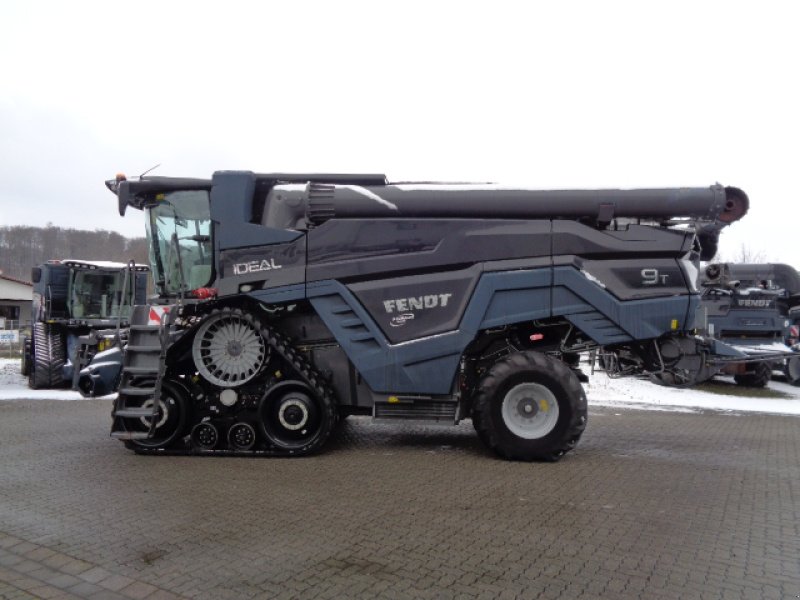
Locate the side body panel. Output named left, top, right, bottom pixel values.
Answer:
left=212, top=213, right=696, bottom=397
left=308, top=264, right=693, bottom=395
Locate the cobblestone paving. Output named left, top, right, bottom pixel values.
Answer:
left=0, top=399, right=798, bottom=599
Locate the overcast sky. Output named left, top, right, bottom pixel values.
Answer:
left=1, top=1, right=797, bottom=264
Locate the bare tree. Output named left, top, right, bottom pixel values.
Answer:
left=0, top=225, right=147, bottom=282
left=715, top=244, right=768, bottom=264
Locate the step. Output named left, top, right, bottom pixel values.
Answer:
left=122, top=366, right=159, bottom=375
left=373, top=398, right=459, bottom=423
left=118, top=387, right=156, bottom=396
left=110, top=431, right=151, bottom=440
left=126, top=345, right=161, bottom=353
left=114, top=407, right=158, bottom=419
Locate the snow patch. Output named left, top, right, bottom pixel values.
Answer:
left=585, top=367, right=800, bottom=416
left=0, top=359, right=115, bottom=401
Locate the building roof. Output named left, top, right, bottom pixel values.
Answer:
left=0, top=274, right=33, bottom=302
left=0, top=274, right=32, bottom=287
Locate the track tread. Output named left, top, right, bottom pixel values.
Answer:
left=29, top=323, right=65, bottom=389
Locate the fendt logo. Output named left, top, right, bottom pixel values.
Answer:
left=383, top=293, right=453, bottom=314
left=737, top=299, right=772, bottom=308
left=383, top=294, right=454, bottom=327
left=233, top=258, right=283, bottom=276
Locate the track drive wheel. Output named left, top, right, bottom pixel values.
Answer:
left=784, top=356, right=800, bottom=386
left=124, top=379, right=190, bottom=450
left=191, top=308, right=269, bottom=388
left=259, top=380, right=336, bottom=456
left=29, top=323, right=65, bottom=389
left=472, top=351, right=588, bottom=461
left=734, top=362, right=772, bottom=388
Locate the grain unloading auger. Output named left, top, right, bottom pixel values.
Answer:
left=100, top=171, right=750, bottom=460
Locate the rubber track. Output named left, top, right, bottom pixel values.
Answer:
left=133, top=306, right=337, bottom=457
left=20, top=337, right=31, bottom=377
left=471, top=351, right=588, bottom=461
left=29, top=323, right=64, bottom=389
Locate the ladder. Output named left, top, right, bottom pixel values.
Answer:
left=110, top=304, right=173, bottom=441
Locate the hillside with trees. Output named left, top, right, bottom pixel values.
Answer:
left=0, top=225, right=148, bottom=282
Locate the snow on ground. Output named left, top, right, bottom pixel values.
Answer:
left=585, top=367, right=800, bottom=416
left=1, top=357, right=800, bottom=416
left=0, top=358, right=116, bottom=401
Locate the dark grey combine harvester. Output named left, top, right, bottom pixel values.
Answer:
left=699, top=262, right=800, bottom=386
left=22, top=259, right=148, bottom=390
left=101, top=171, right=751, bottom=461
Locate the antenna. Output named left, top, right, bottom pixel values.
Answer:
left=138, top=163, right=161, bottom=178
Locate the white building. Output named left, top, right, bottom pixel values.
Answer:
left=0, top=274, right=32, bottom=330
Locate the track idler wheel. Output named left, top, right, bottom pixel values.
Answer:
left=125, top=379, right=190, bottom=450
left=259, top=380, right=335, bottom=455
left=191, top=422, right=219, bottom=450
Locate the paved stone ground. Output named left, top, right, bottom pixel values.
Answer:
left=0, top=399, right=798, bottom=600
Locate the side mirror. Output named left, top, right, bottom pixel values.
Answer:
left=31, top=267, right=42, bottom=283
left=117, top=180, right=131, bottom=216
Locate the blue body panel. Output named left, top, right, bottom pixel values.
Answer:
left=301, top=266, right=692, bottom=394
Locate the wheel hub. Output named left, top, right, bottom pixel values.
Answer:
left=139, top=398, right=169, bottom=429
left=501, top=382, right=559, bottom=440
left=517, top=396, right=539, bottom=417
left=278, top=399, right=309, bottom=431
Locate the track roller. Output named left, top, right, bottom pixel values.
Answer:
left=192, top=422, right=219, bottom=450
left=228, top=422, right=257, bottom=450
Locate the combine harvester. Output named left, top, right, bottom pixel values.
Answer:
left=23, top=259, right=148, bottom=390
left=95, top=171, right=772, bottom=460
left=698, top=262, right=800, bottom=387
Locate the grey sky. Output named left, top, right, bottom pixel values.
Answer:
left=1, top=1, right=797, bottom=264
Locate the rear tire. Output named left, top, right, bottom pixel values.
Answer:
left=29, top=323, right=65, bottom=389
left=734, top=362, right=771, bottom=388
left=472, top=351, right=588, bottom=461
left=784, top=356, right=800, bottom=386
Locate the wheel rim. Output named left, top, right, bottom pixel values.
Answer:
left=192, top=313, right=267, bottom=387
left=501, top=382, right=560, bottom=440
left=138, top=398, right=169, bottom=429
left=260, top=385, right=326, bottom=451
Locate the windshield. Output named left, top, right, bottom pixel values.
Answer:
left=145, top=190, right=212, bottom=295
left=68, top=270, right=133, bottom=320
